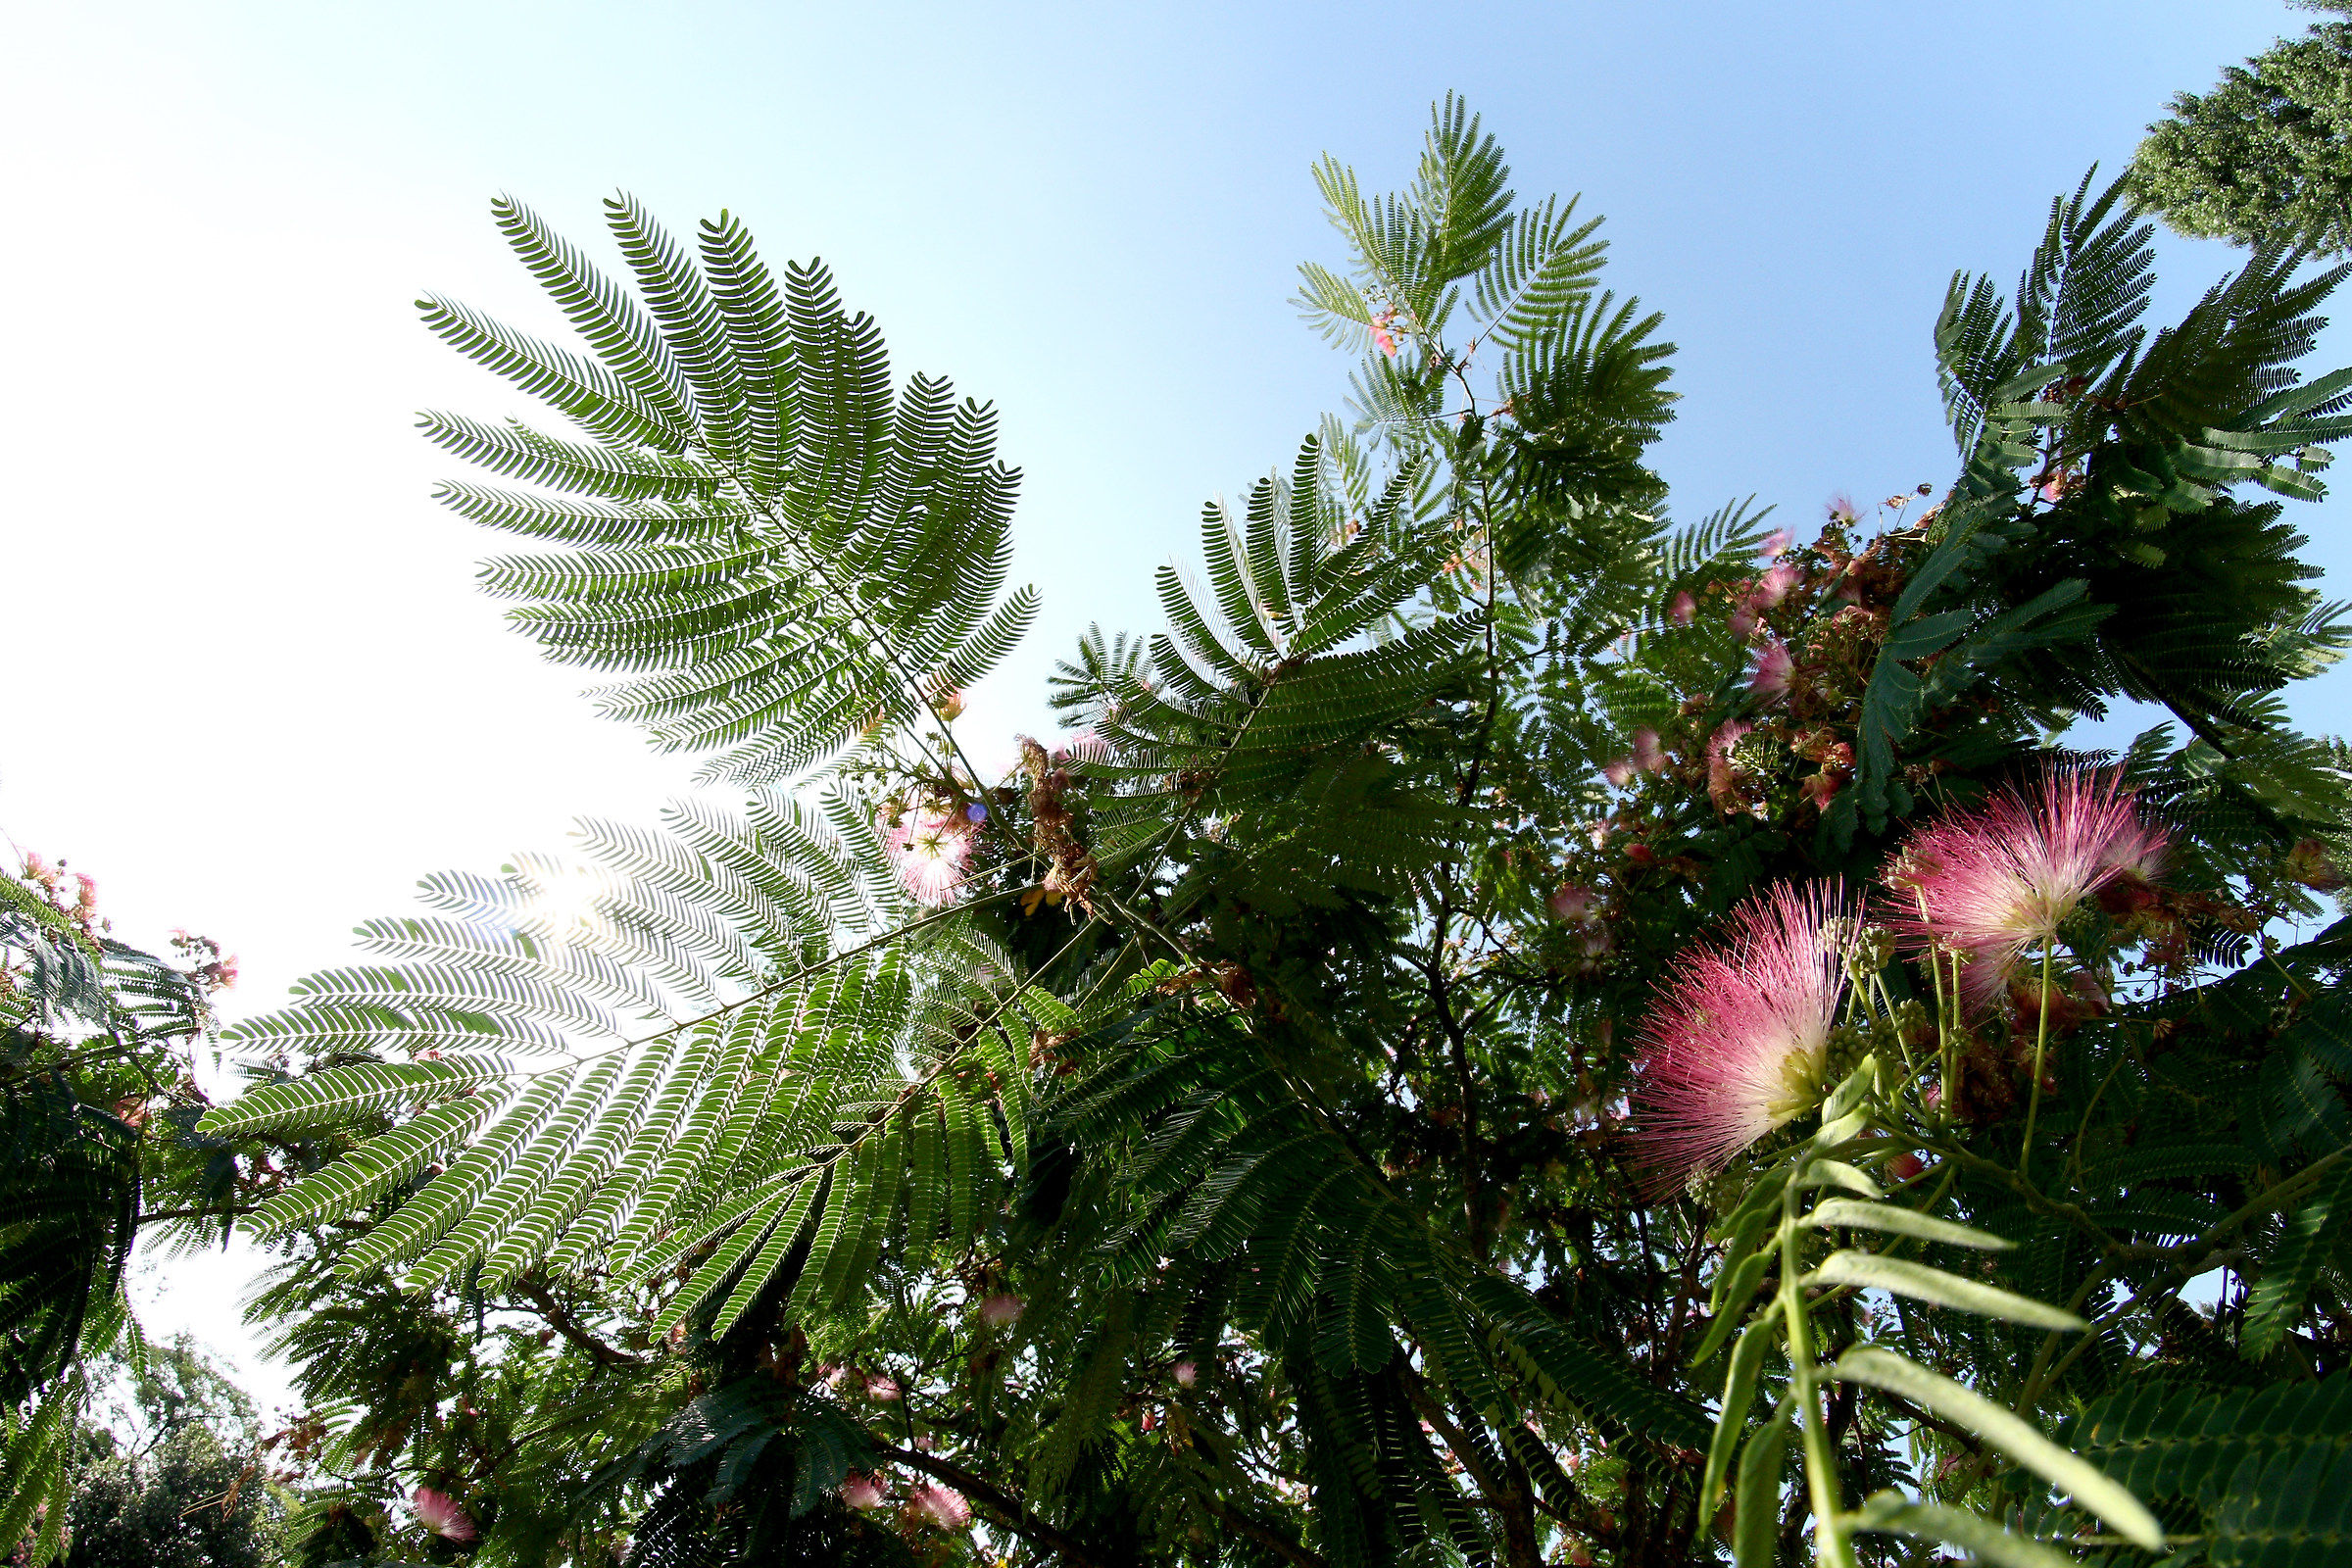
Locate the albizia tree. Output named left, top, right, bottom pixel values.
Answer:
left=157, top=101, right=2352, bottom=1568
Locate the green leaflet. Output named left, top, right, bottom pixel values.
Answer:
left=1844, top=1493, right=2074, bottom=1568
left=1803, top=1251, right=2085, bottom=1331
left=1732, top=1400, right=1791, bottom=1568
left=1832, top=1346, right=2162, bottom=1548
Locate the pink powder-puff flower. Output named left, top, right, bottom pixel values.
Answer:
left=907, top=1481, right=972, bottom=1529
left=1172, top=1358, right=1200, bottom=1388
left=1632, top=726, right=1666, bottom=773
left=1669, top=590, right=1697, bottom=626
left=1749, top=640, right=1794, bottom=703
left=841, top=1473, right=889, bottom=1510
left=1603, top=757, right=1636, bottom=788
left=1631, top=880, right=1853, bottom=1193
left=1728, top=601, right=1758, bottom=639
left=1760, top=528, right=1794, bottom=559
left=1370, top=307, right=1400, bottom=358
left=978, top=1293, right=1025, bottom=1327
left=1753, top=564, right=1803, bottom=610
left=883, top=804, right=975, bottom=906
left=1884, top=766, right=2167, bottom=1010
left=412, top=1487, right=476, bottom=1543
left=1548, top=884, right=1599, bottom=923
left=863, top=1373, right=903, bottom=1401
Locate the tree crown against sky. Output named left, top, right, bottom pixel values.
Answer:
left=5, top=50, right=2352, bottom=1567
left=48, top=92, right=2331, bottom=1568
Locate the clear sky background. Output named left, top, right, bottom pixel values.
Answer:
left=6, top=0, right=2345, bottom=1416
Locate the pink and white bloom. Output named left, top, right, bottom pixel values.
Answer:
left=863, top=1373, right=903, bottom=1401
left=1669, top=590, right=1697, bottom=626
left=1548, top=883, right=1600, bottom=923
left=907, top=1481, right=973, bottom=1529
left=1753, top=564, right=1802, bottom=610
left=883, top=804, right=976, bottom=906
left=1603, top=757, right=1636, bottom=788
left=1886, top=766, right=2167, bottom=1009
left=978, top=1292, right=1025, bottom=1327
left=1632, top=726, right=1666, bottom=773
left=412, top=1487, right=476, bottom=1543
left=841, top=1473, right=889, bottom=1510
left=1760, top=528, right=1794, bottom=558
left=1748, top=640, right=1793, bottom=703
left=1172, top=1358, right=1199, bottom=1388
left=1631, top=881, right=1853, bottom=1192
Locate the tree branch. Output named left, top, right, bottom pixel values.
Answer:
left=874, top=1443, right=1109, bottom=1568
left=511, top=1279, right=646, bottom=1368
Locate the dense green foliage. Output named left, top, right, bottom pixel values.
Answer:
left=60, top=1336, right=288, bottom=1568
left=9, top=84, right=2352, bottom=1568
left=0, top=853, right=262, bottom=1558
left=2131, top=2, right=2352, bottom=252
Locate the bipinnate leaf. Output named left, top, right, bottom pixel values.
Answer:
left=2243, top=1155, right=2352, bottom=1358
left=193, top=1059, right=514, bottom=1137
left=1832, top=1346, right=2162, bottom=1549
left=1804, top=1251, right=2084, bottom=1330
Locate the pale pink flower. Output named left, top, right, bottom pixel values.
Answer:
left=1632, top=726, right=1666, bottom=772
left=978, top=1292, right=1025, bottom=1327
left=1749, top=640, right=1793, bottom=703
left=1603, top=757, right=1636, bottom=788
left=929, top=687, right=966, bottom=721
left=863, top=1373, right=903, bottom=1401
left=1631, top=881, right=1853, bottom=1192
left=841, top=1473, right=888, bottom=1510
left=1370, top=308, right=1400, bottom=358
left=1760, top=528, right=1794, bottom=558
left=1172, top=1358, right=1199, bottom=1388
left=883, top=804, right=975, bottom=906
left=1886, top=766, right=2168, bottom=1009
left=1753, top=564, right=1802, bottom=610
left=1548, top=884, right=1599, bottom=923
left=1669, top=590, right=1697, bottom=626
left=907, top=1481, right=972, bottom=1529
left=1728, top=602, right=1758, bottom=639
left=412, top=1487, right=476, bottom=1543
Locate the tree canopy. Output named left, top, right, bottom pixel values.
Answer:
left=7, top=84, right=2352, bottom=1568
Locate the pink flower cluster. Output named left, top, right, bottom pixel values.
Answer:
left=1630, top=767, right=2170, bottom=1187
left=1601, top=726, right=1667, bottom=789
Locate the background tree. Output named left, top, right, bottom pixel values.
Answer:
left=2130, top=1, right=2352, bottom=251
left=59, top=1335, right=287, bottom=1568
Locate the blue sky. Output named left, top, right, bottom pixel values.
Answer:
left=5, top=0, right=2341, bottom=1408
